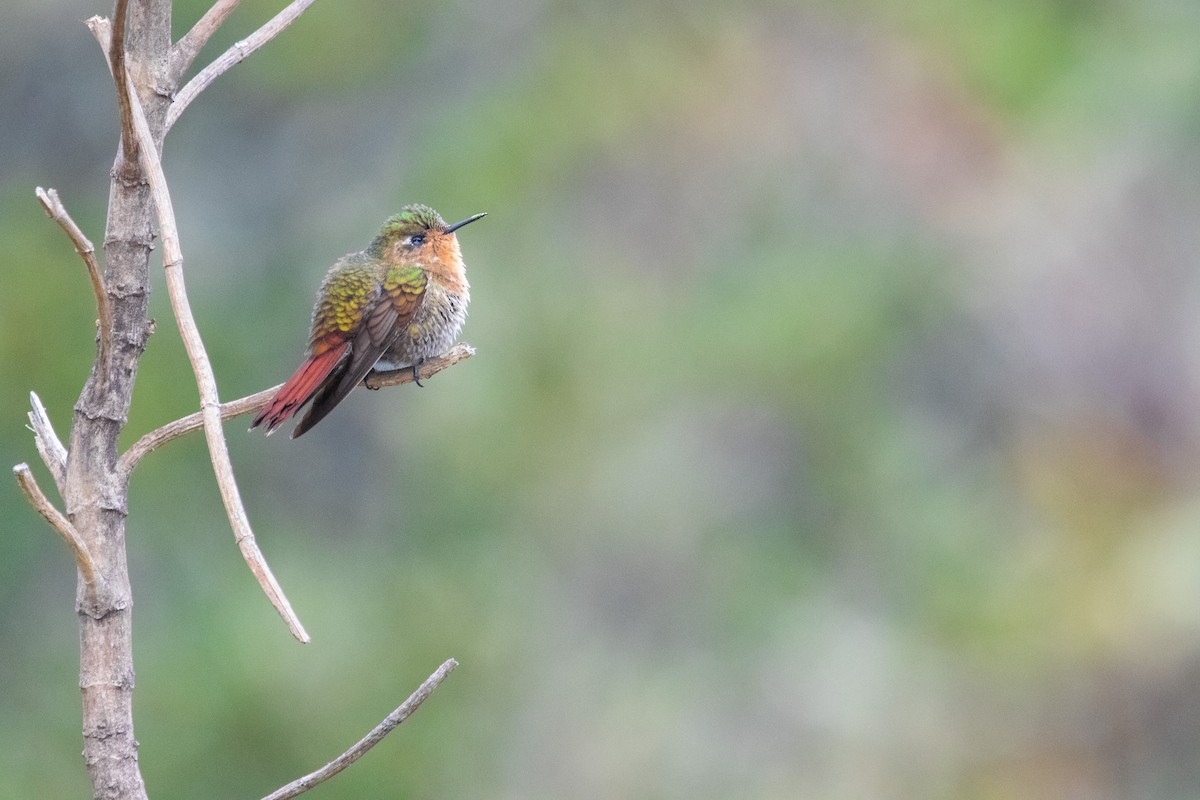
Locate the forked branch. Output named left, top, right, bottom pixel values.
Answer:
left=89, top=14, right=309, bottom=644
left=27, top=2, right=460, bottom=797
left=261, top=659, right=458, bottom=800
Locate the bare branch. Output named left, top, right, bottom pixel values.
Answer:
left=35, top=187, right=112, bottom=387
left=364, top=343, right=476, bottom=389
left=91, top=20, right=310, bottom=644
left=109, top=0, right=139, bottom=172
left=166, top=0, right=318, bottom=131
left=261, top=659, right=459, bottom=800
left=27, top=391, right=68, bottom=489
left=13, top=463, right=107, bottom=608
left=119, top=343, right=474, bottom=473
left=120, top=385, right=280, bottom=476
left=170, top=0, right=243, bottom=82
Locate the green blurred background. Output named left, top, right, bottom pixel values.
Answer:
left=4, top=0, right=1200, bottom=797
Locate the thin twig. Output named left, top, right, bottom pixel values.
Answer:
left=119, top=343, right=474, bottom=474
left=27, top=391, right=68, bottom=489
left=35, top=187, right=112, bottom=386
left=169, top=0, right=243, bottom=82
left=91, top=16, right=310, bottom=644
left=14, top=464, right=104, bottom=605
left=119, top=385, right=280, bottom=476
left=363, top=342, right=476, bottom=390
left=261, top=659, right=459, bottom=800
left=166, top=0, right=318, bottom=131
left=110, top=0, right=139, bottom=170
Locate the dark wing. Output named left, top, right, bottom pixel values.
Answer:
left=291, top=266, right=427, bottom=437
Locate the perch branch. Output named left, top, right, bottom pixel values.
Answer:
left=35, top=187, right=112, bottom=386
left=166, top=0, right=318, bottom=131
left=363, top=342, right=476, bottom=389
left=91, top=16, right=310, bottom=644
left=14, top=464, right=104, bottom=606
left=170, top=0, right=243, bottom=82
left=120, top=385, right=280, bottom=476
left=27, top=391, right=68, bottom=489
left=261, top=659, right=459, bottom=800
left=109, top=0, right=139, bottom=170
left=119, top=343, right=474, bottom=474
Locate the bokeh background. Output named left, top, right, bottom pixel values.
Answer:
left=4, top=0, right=1200, bottom=797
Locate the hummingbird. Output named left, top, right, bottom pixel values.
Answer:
left=251, top=204, right=485, bottom=438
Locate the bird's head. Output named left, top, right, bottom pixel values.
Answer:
left=370, top=204, right=486, bottom=271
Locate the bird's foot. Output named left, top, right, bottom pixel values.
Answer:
left=412, top=358, right=426, bottom=387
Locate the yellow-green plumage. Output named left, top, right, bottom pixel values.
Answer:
left=312, top=257, right=381, bottom=338
left=251, top=204, right=484, bottom=437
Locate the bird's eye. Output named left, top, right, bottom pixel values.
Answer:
left=406, top=234, right=426, bottom=248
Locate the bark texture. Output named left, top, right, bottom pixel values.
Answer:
left=67, top=3, right=172, bottom=797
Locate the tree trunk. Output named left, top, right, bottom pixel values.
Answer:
left=64, top=3, right=172, bottom=797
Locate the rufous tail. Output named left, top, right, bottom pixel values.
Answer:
left=250, top=344, right=348, bottom=435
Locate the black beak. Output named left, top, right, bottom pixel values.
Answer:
left=444, top=212, right=487, bottom=234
